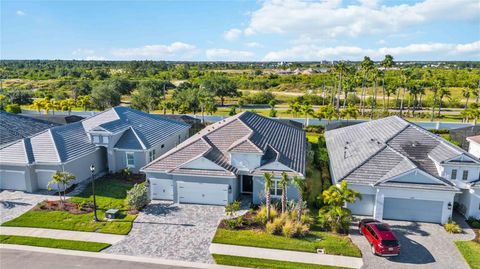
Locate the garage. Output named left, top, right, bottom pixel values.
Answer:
left=177, top=181, right=228, bottom=205
left=150, top=178, right=173, bottom=200
left=347, top=194, right=375, bottom=216
left=36, top=170, right=56, bottom=190
left=383, top=197, right=443, bottom=223
left=0, top=170, right=27, bottom=191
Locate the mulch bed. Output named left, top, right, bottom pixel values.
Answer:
left=218, top=211, right=264, bottom=230
left=34, top=200, right=94, bottom=214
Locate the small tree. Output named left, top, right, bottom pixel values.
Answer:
left=263, top=172, right=274, bottom=221
left=291, top=175, right=305, bottom=221
left=126, top=182, right=150, bottom=211
left=47, top=171, right=76, bottom=202
left=279, top=172, right=289, bottom=214
left=320, top=181, right=360, bottom=233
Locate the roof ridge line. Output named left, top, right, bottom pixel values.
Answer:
left=129, top=127, right=147, bottom=150
left=47, top=128, right=62, bottom=163
left=340, top=144, right=387, bottom=181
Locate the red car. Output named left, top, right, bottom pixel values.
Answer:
left=359, top=219, right=400, bottom=256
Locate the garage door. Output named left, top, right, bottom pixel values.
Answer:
left=347, top=194, right=375, bottom=216
left=383, top=198, right=443, bottom=223
left=37, top=171, right=56, bottom=190
left=150, top=178, right=173, bottom=200
left=177, top=181, right=228, bottom=205
left=0, top=170, right=27, bottom=191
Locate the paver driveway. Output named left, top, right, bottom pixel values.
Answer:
left=103, top=201, right=225, bottom=263
left=350, top=216, right=475, bottom=269
left=0, top=190, right=56, bottom=224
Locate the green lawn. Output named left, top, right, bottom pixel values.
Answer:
left=0, top=235, right=110, bottom=252
left=213, top=254, right=348, bottom=269
left=212, top=226, right=361, bottom=257
left=2, top=177, right=137, bottom=235
left=455, top=240, right=480, bottom=269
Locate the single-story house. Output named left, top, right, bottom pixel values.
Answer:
left=142, top=111, right=307, bottom=206
left=326, top=116, right=480, bottom=224
left=0, top=107, right=190, bottom=192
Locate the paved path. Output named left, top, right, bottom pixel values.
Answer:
left=104, top=201, right=225, bottom=263
left=0, top=245, right=245, bottom=269
left=350, top=217, right=474, bottom=269
left=0, top=190, right=56, bottom=224
left=0, top=227, right=125, bottom=244
left=209, top=243, right=363, bottom=269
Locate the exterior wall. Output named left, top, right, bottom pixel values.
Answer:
left=0, top=165, right=33, bottom=192
left=468, top=141, right=480, bottom=158
left=345, top=183, right=376, bottom=216
left=457, top=188, right=480, bottom=219
left=373, top=187, right=456, bottom=224
left=230, top=153, right=262, bottom=171
left=62, top=147, right=107, bottom=183
left=252, top=175, right=300, bottom=205
left=114, top=150, right=146, bottom=173
left=439, top=163, right=480, bottom=185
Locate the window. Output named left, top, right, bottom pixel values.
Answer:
left=269, top=180, right=283, bottom=197
left=451, top=169, right=457, bottom=180
left=103, top=136, right=109, bottom=143
left=92, top=135, right=100, bottom=143
left=126, top=152, right=135, bottom=167
left=149, top=149, right=156, bottom=162
left=462, top=170, right=469, bottom=181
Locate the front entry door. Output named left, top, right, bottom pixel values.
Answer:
left=242, top=175, right=253, bottom=193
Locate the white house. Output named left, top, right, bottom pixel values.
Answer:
left=325, top=116, right=480, bottom=224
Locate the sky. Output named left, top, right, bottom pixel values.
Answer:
left=1, top=0, right=480, bottom=61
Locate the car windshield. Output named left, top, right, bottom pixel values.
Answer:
left=381, top=240, right=399, bottom=247
left=375, top=224, right=390, bottom=231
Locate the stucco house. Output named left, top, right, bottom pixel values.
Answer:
left=0, top=107, right=190, bottom=192
left=142, top=112, right=307, bottom=206
left=326, top=116, right=480, bottom=224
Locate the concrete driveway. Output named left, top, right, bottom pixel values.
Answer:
left=349, top=215, right=475, bottom=269
left=103, top=201, right=225, bottom=264
left=0, top=190, right=57, bottom=224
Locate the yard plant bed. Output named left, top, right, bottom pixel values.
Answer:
left=212, top=254, right=349, bottom=269
left=455, top=228, right=480, bottom=269
left=0, top=235, right=110, bottom=252
left=2, top=177, right=137, bottom=235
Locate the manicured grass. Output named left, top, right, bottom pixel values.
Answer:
left=212, top=254, right=348, bottom=269
left=0, top=235, right=110, bottom=252
left=212, top=227, right=361, bottom=257
left=455, top=240, right=480, bottom=269
left=2, top=178, right=137, bottom=235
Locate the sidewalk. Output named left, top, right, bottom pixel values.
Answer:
left=209, top=243, right=363, bottom=269
left=0, top=227, right=125, bottom=244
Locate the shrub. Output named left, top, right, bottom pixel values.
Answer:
left=444, top=218, right=462, bottom=234
left=225, top=200, right=241, bottom=217
left=282, top=220, right=296, bottom=237
left=126, top=182, right=150, bottom=211
left=266, top=217, right=284, bottom=235
left=5, top=104, right=21, bottom=114
left=467, top=217, right=480, bottom=229
left=256, top=205, right=278, bottom=224
left=295, top=222, right=310, bottom=237
left=224, top=216, right=244, bottom=230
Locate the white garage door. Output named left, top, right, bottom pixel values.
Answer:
left=177, top=181, right=228, bottom=205
left=37, top=171, right=56, bottom=190
left=383, top=198, right=443, bottom=223
left=150, top=178, right=173, bottom=200
left=0, top=170, right=27, bottom=191
left=347, top=194, right=375, bottom=216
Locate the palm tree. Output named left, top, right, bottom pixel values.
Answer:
left=279, top=172, right=289, bottom=214
left=333, top=61, right=348, bottom=112
left=31, top=99, right=44, bottom=114
left=380, top=55, right=395, bottom=111
left=300, top=102, right=314, bottom=126
left=370, top=68, right=380, bottom=119
left=360, top=56, right=374, bottom=116
left=462, top=87, right=471, bottom=109
left=291, top=175, right=305, bottom=221
left=48, top=171, right=76, bottom=203
left=198, top=88, right=215, bottom=124
left=288, top=101, right=301, bottom=118
left=263, top=172, right=274, bottom=221
left=400, top=69, right=412, bottom=117
left=340, top=104, right=359, bottom=123
left=437, top=87, right=451, bottom=117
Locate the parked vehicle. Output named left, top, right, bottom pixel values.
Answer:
left=359, top=219, right=400, bottom=256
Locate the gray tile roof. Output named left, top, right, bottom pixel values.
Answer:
left=0, top=111, right=59, bottom=147
left=114, top=128, right=144, bottom=150
left=326, top=116, right=473, bottom=191
left=143, top=112, right=306, bottom=177
left=0, top=107, right=189, bottom=165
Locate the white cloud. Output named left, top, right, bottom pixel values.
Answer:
left=16, top=10, right=26, bottom=16
left=111, top=42, right=197, bottom=58
left=206, top=48, right=254, bottom=61
left=245, top=0, right=479, bottom=39
left=245, top=42, right=263, bottom=48
left=72, top=48, right=95, bottom=55
left=85, top=56, right=106, bottom=61
left=263, top=40, right=480, bottom=61
left=223, top=28, right=242, bottom=41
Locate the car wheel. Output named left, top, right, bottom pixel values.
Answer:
left=371, top=245, right=377, bottom=256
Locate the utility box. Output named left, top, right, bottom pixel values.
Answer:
left=105, top=208, right=119, bottom=219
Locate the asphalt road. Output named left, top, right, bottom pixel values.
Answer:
left=0, top=249, right=198, bottom=269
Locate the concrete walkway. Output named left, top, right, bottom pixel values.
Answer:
left=209, top=243, right=363, bottom=269
left=0, top=227, right=125, bottom=244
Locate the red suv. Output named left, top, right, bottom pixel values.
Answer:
left=359, top=219, right=400, bottom=256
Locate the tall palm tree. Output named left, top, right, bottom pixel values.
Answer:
left=279, top=172, right=289, bottom=214
left=370, top=68, right=380, bottom=119
left=291, top=176, right=305, bottom=221
left=380, top=55, right=395, bottom=111
left=289, top=101, right=301, bottom=118
left=462, top=87, right=471, bottom=109
left=333, top=61, right=348, bottom=112
left=360, top=56, right=374, bottom=116
left=400, top=69, right=412, bottom=117
left=437, top=87, right=451, bottom=117
left=263, top=172, right=274, bottom=221
left=300, top=102, right=314, bottom=126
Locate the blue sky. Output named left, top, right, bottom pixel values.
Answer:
left=2, top=0, right=479, bottom=61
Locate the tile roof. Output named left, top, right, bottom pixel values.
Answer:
left=0, top=111, right=59, bottom=147
left=143, top=112, right=306, bottom=176
left=326, top=116, right=474, bottom=190
left=0, top=107, right=189, bottom=165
